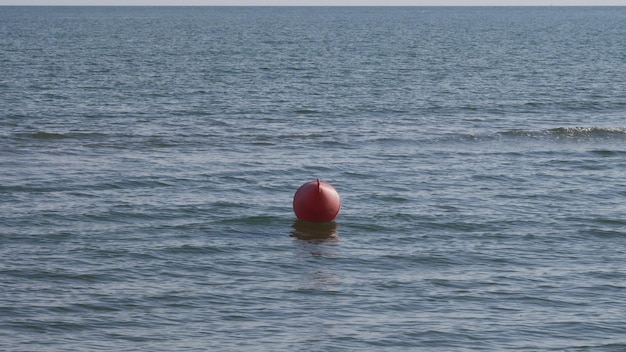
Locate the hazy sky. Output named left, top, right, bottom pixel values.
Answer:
left=2, top=0, right=626, bottom=5
left=0, top=0, right=626, bottom=6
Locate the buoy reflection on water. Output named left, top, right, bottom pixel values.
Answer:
left=290, top=219, right=339, bottom=241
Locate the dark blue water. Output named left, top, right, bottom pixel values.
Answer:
left=2, top=6, right=626, bottom=351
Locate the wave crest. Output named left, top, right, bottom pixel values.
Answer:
left=547, top=127, right=626, bottom=138
left=500, top=126, right=626, bottom=140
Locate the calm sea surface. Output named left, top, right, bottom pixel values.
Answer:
left=2, top=6, right=626, bottom=351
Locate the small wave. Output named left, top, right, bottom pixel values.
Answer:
left=21, top=131, right=70, bottom=140
left=17, top=131, right=108, bottom=141
left=498, top=129, right=541, bottom=138
left=159, top=244, right=229, bottom=255
left=293, top=109, right=320, bottom=115
left=589, top=149, right=626, bottom=157
left=500, top=127, right=626, bottom=140
left=219, top=214, right=284, bottom=225
left=548, top=126, right=626, bottom=138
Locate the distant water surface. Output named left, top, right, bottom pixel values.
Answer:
left=1, top=6, right=626, bottom=351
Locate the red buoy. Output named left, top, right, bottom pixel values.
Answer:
left=293, top=179, right=341, bottom=222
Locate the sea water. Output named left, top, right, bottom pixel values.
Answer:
left=1, top=6, right=626, bottom=351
